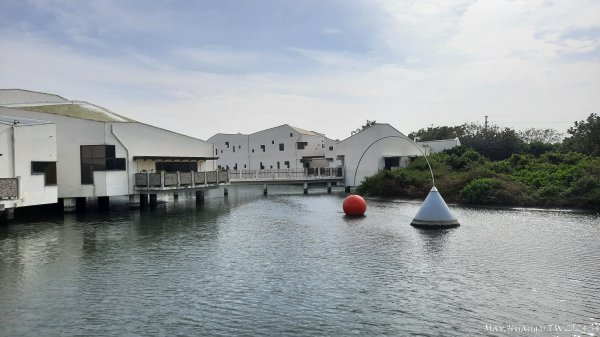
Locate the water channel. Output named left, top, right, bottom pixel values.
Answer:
left=1, top=187, right=599, bottom=336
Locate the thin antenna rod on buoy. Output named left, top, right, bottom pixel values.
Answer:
left=353, top=135, right=435, bottom=187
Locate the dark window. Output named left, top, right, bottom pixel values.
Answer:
left=221, top=150, right=223, bottom=153
left=234, top=163, right=238, bottom=170
left=270, top=165, right=273, bottom=169
left=272, top=140, right=274, bottom=144
left=225, top=141, right=229, bottom=148
left=252, top=149, right=255, bottom=153
left=156, top=162, right=198, bottom=172
left=215, top=148, right=218, bottom=155
left=233, top=146, right=235, bottom=153
left=277, top=162, right=280, bottom=169
left=279, top=143, right=284, bottom=151
left=290, top=133, right=293, bottom=137
left=81, top=145, right=125, bottom=184
left=31, top=161, right=57, bottom=185
left=384, top=157, right=401, bottom=170
left=260, top=162, right=264, bottom=169
left=296, top=142, right=307, bottom=150
left=329, top=146, right=334, bottom=151
left=238, top=145, right=241, bottom=149
left=284, top=161, right=290, bottom=168
left=244, top=164, right=247, bottom=168
left=261, top=145, right=265, bottom=152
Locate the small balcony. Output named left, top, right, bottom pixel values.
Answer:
left=0, top=178, right=19, bottom=199
left=134, top=170, right=228, bottom=191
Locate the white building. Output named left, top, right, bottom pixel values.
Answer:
left=0, top=89, right=217, bottom=210
left=208, top=124, right=338, bottom=172
left=0, top=115, right=58, bottom=216
left=335, top=124, right=427, bottom=187
left=418, top=138, right=461, bottom=154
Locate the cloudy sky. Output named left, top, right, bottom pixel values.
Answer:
left=1, top=0, right=599, bottom=140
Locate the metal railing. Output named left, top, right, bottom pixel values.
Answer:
left=228, top=168, right=343, bottom=181
left=134, top=170, right=228, bottom=189
left=0, top=178, right=18, bottom=199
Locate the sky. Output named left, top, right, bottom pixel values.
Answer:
left=1, top=0, right=599, bottom=141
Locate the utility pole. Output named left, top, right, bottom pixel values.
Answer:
left=484, top=115, right=488, bottom=130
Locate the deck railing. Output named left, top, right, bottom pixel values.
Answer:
left=134, top=170, right=228, bottom=189
left=0, top=178, right=18, bottom=199
left=228, top=168, right=343, bottom=181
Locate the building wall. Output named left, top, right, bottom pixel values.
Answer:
left=0, top=121, right=58, bottom=208
left=0, top=106, right=129, bottom=198
left=208, top=125, right=339, bottom=171
left=335, top=124, right=425, bottom=187
left=419, top=138, right=461, bottom=154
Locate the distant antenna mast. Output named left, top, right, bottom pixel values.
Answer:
left=484, top=115, right=488, bottom=129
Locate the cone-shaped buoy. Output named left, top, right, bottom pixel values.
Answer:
left=411, top=186, right=459, bottom=229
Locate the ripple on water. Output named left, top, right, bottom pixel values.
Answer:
left=0, top=193, right=599, bottom=336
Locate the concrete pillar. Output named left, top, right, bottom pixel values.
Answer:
left=129, top=195, right=139, bottom=209
left=173, top=193, right=179, bottom=201
left=149, top=194, right=158, bottom=209
left=1, top=208, right=15, bottom=223
left=263, top=184, right=268, bottom=196
left=196, top=190, right=205, bottom=205
left=345, top=186, right=351, bottom=193
left=327, top=182, right=332, bottom=194
left=224, top=187, right=228, bottom=197
left=303, top=182, right=308, bottom=195
left=98, top=196, right=110, bottom=211
left=139, top=194, right=149, bottom=210
left=76, top=197, right=86, bottom=212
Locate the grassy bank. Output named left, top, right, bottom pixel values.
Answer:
left=356, top=148, right=600, bottom=210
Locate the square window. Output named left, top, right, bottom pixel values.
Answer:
left=279, top=143, right=284, bottom=151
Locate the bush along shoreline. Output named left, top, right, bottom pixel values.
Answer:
left=356, top=148, right=600, bottom=211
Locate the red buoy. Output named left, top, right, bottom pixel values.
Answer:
left=343, top=195, right=367, bottom=216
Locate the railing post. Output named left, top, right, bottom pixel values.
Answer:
left=146, top=172, right=150, bottom=188
left=161, top=172, right=165, bottom=188
left=204, top=171, right=207, bottom=186
left=177, top=171, right=181, bottom=187
left=191, top=171, right=195, bottom=187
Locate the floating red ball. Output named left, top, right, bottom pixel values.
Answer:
left=343, top=195, right=367, bottom=216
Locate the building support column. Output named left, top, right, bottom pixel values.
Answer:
left=224, top=187, right=228, bottom=197
left=98, top=196, right=109, bottom=211
left=303, top=183, right=308, bottom=195
left=173, top=193, right=179, bottom=201
left=149, top=194, right=158, bottom=209
left=76, top=197, right=86, bottom=212
left=327, top=182, right=332, bottom=194
left=0, top=208, right=15, bottom=223
left=128, top=195, right=139, bottom=209
left=139, top=194, right=149, bottom=210
left=345, top=186, right=351, bottom=193
left=196, top=190, right=205, bottom=205
left=263, top=184, right=268, bottom=196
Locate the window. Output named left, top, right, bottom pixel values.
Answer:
left=284, top=161, right=290, bottom=168
left=225, top=141, right=229, bottom=148
left=252, top=149, right=255, bottom=153
left=296, top=142, right=307, bottom=150
left=261, top=145, right=265, bottom=152
left=277, top=162, right=280, bottom=169
left=31, top=161, right=57, bottom=185
left=290, top=133, right=293, bottom=137
left=270, top=165, right=273, bottom=169
left=233, top=146, right=235, bottom=153
left=215, top=148, right=218, bottom=155
left=260, top=162, right=264, bottom=169
left=272, top=140, right=274, bottom=144
left=81, top=145, right=125, bottom=184
left=156, top=162, right=197, bottom=172
left=279, top=143, right=284, bottom=151
left=329, top=146, right=334, bottom=151
left=234, top=163, right=238, bottom=170
left=238, top=145, right=241, bottom=149
left=244, top=164, right=247, bottom=168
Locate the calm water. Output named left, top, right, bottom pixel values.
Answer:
left=1, top=187, right=599, bottom=337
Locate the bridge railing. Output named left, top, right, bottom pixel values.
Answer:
left=228, top=168, right=343, bottom=181
left=0, top=178, right=19, bottom=199
left=134, top=170, right=228, bottom=189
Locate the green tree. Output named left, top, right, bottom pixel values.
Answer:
left=563, top=113, right=600, bottom=156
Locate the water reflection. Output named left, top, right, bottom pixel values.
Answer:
left=1, top=192, right=599, bottom=336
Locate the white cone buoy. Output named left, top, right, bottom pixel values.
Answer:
left=411, top=186, right=459, bottom=229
